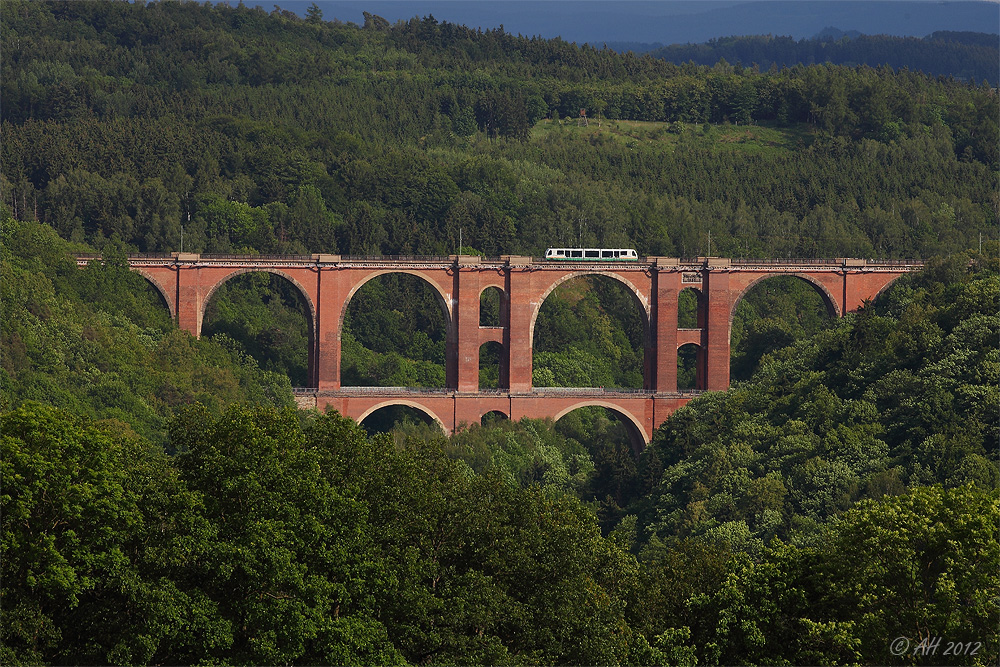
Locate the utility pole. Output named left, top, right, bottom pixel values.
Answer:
left=707, top=230, right=711, bottom=257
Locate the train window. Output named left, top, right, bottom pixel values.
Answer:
left=557, top=250, right=565, bottom=256
left=585, top=250, right=599, bottom=258
left=571, top=250, right=582, bottom=257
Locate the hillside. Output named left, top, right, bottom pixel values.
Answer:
left=3, top=0, right=996, bottom=261
left=0, top=217, right=294, bottom=446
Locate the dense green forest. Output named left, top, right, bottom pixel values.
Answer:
left=2, top=0, right=997, bottom=260
left=650, top=31, right=999, bottom=84
left=2, top=1, right=999, bottom=664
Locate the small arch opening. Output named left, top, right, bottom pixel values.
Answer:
left=481, top=410, right=508, bottom=426
left=730, top=275, right=837, bottom=381
left=678, top=287, right=703, bottom=329
left=202, top=271, right=312, bottom=386
left=342, top=273, right=448, bottom=387
left=677, top=343, right=702, bottom=391
left=359, top=404, right=444, bottom=438
left=480, top=286, right=503, bottom=327
left=479, top=341, right=503, bottom=390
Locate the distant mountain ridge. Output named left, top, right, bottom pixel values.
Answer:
left=279, top=1, right=1000, bottom=45
left=649, top=31, right=1000, bottom=82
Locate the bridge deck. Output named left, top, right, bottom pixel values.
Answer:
left=75, top=253, right=923, bottom=272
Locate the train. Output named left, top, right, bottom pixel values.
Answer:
left=544, top=248, right=639, bottom=260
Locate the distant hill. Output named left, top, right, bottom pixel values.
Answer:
left=649, top=31, right=1000, bottom=82
left=277, top=1, right=1000, bottom=46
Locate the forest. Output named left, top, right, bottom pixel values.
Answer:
left=2, top=1, right=998, bottom=665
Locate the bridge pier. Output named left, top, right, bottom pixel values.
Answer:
left=704, top=260, right=733, bottom=391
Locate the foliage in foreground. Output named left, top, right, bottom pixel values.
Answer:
left=1, top=403, right=637, bottom=665
left=2, top=402, right=997, bottom=665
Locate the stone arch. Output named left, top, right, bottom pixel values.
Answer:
left=356, top=400, right=448, bottom=435
left=481, top=409, right=509, bottom=423
left=338, top=270, right=453, bottom=337
left=552, top=401, right=649, bottom=452
left=200, top=268, right=318, bottom=387
left=479, top=285, right=505, bottom=327
left=678, top=286, right=704, bottom=329
left=729, top=273, right=841, bottom=337
left=133, top=268, right=176, bottom=321
left=529, top=271, right=651, bottom=349
left=200, top=268, right=317, bottom=336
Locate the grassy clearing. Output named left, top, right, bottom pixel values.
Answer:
left=530, top=117, right=816, bottom=156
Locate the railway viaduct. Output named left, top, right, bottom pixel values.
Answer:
left=77, top=253, right=920, bottom=447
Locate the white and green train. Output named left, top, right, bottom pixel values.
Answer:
left=544, top=248, right=639, bottom=260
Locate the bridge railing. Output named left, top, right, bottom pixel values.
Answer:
left=73, top=253, right=924, bottom=268
left=335, top=386, right=451, bottom=394
left=292, top=386, right=706, bottom=396
left=734, top=257, right=840, bottom=265
left=200, top=253, right=315, bottom=260
left=732, top=257, right=923, bottom=266
left=533, top=386, right=653, bottom=394
left=74, top=252, right=174, bottom=260
left=865, top=259, right=924, bottom=266
left=341, top=255, right=455, bottom=262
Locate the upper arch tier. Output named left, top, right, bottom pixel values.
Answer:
left=76, top=253, right=920, bottom=434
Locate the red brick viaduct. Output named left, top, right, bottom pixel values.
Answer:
left=79, top=253, right=920, bottom=448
